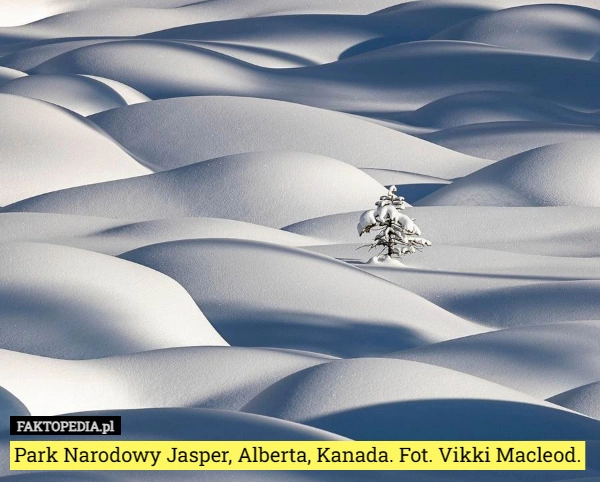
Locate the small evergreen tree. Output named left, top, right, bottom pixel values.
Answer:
left=357, top=186, right=431, bottom=264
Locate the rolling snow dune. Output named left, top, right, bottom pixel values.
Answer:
left=80, top=75, right=150, bottom=105
left=284, top=206, right=600, bottom=257
left=32, top=40, right=268, bottom=96
left=0, top=0, right=404, bottom=31
left=0, top=94, right=150, bottom=205
left=3, top=1, right=600, bottom=480
left=141, top=5, right=492, bottom=67
left=359, top=169, right=451, bottom=203
left=435, top=280, right=600, bottom=328
left=390, top=321, right=600, bottom=399
left=31, top=39, right=600, bottom=113
left=0, top=347, right=333, bottom=415
left=0, top=73, right=129, bottom=115
left=242, top=357, right=600, bottom=441
left=418, top=140, right=600, bottom=207
left=288, top=40, right=600, bottom=112
left=120, top=239, right=487, bottom=356
left=0, top=213, right=324, bottom=256
left=0, top=39, right=130, bottom=72
left=0, top=66, right=26, bottom=83
left=548, top=382, right=600, bottom=419
left=5, top=152, right=388, bottom=227
left=88, top=96, right=488, bottom=177
left=243, top=358, right=553, bottom=417
left=310, top=244, right=600, bottom=326
left=393, top=91, right=600, bottom=130
left=421, top=122, right=600, bottom=160
left=432, top=4, right=600, bottom=60
left=0, top=242, right=226, bottom=359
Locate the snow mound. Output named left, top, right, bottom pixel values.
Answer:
left=243, top=357, right=600, bottom=441
left=6, top=152, right=387, bottom=227
left=396, top=91, right=600, bottom=130
left=0, top=94, right=150, bottom=205
left=142, top=5, right=491, bottom=67
left=0, top=0, right=402, bottom=34
left=80, top=75, right=150, bottom=105
left=284, top=206, right=600, bottom=257
left=120, top=239, right=486, bottom=357
left=0, top=347, right=331, bottom=415
left=0, top=39, right=127, bottom=72
left=433, top=4, right=600, bottom=60
left=0, top=387, right=29, bottom=431
left=243, top=358, right=549, bottom=417
left=0, top=66, right=26, bottom=84
left=418, top=140, right=600, bottom=207
left=422, top=122, right=600, bottom=160
left=0, top=74, right=129, bottom=115
left=290, top=40, right=600, bottom=112
left=0, top=213, right=324, bottom=256
left=548, top=382, right=600, bottom=420
left=391, top=321, right=600, bottom=399
left=33, top=40, right=267, bottom=96
left=436, top=280, right=600, bottom=328
left=88, top=96, right=487, bottom=178
left=347, top=244, right=600, bottom=318
left=33, top=38, right=600, bottom=114
left=0, top=242, right=226, bottom=359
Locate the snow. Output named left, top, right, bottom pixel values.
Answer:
left=0, top=242, right=226, bottom=359
left=389, top=321, right=600, bottom=399
left=418, top=140, right=600, bottom=207
left=0, top=74, right=130, bottom=115
left=120, top=239, right=486, bottom=357
left=548, top=382, right=600, bottom=420
left=2, top=0, right=600, bottom=480
left=242, top=357, right=600, bottom=441
left=5, top=152, right=389, bottom=227
left=422, top=122, right=600, bottom=160
left=0, top=347, right=333, bottom=415
left=432, top=4, right=600, bottom=60
left=0, top=94, right=150, bottom=205
left=88, top=96, right=487, bottom=177
left=0, top=213, right=325, bottom=255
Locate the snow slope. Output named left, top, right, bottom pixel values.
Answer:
left=422, top=122, right=600, bottom=160
left=0, top=347, right=333, bottom=415
left=548, top=382, right=600, bottom=419
left=0, top=242, right=226, bottom=359
left=433, top=4, right=600, bottom=60
left=120, top=239, right=486, bottom=356
left=0, top=213, right=324, bottom=256
left=89, top=96, right=487, bottom=177
left=243, top=357, right=600, bottom=441
left=418, top=140, right=600, bottom=207
left=0, top=94, right=150, bottom=205
left=2, top=0, right=600, bottom=480
left=390, top=321, right=600, bottom=399
left=0, top=74, right=130, bottom=115
left=5, top=152, right=389, bottom=226
left=284, top=206, right=600, bottom=256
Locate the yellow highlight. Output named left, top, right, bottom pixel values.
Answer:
left=10, top=441, right=585, bottom=471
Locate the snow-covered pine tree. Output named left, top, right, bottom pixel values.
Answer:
left=357, top=186, right=431, bottom=265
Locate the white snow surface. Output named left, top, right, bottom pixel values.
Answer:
left=0, top=242, right=226, bottom=358
left=2, top=1, right=600, bottom=480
